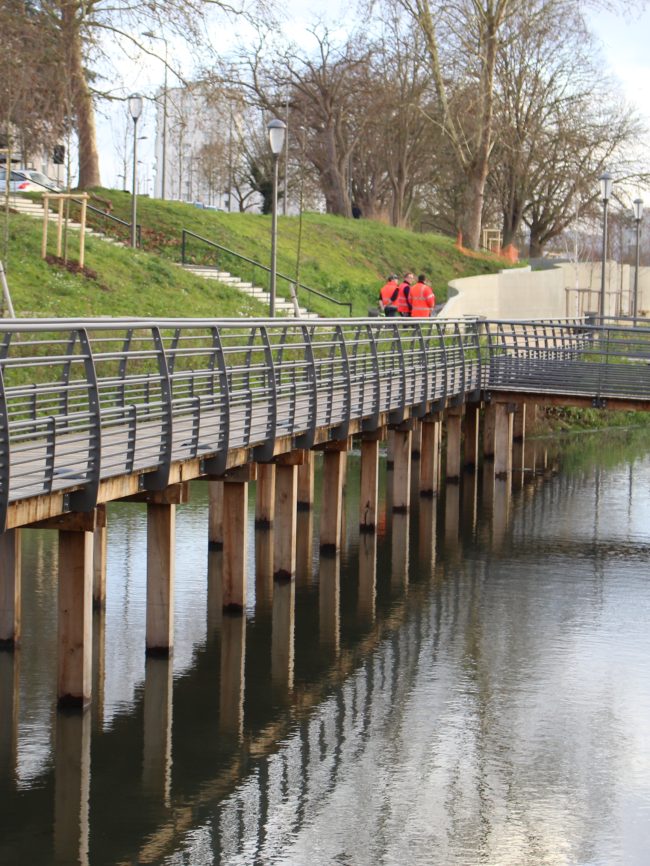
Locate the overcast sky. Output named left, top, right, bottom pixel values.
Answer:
left=95, top=3, right=650, bottom=193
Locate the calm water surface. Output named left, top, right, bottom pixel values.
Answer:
left=1, top=430, right=650, bottom=865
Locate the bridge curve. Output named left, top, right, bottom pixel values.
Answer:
left=0, top=316, right=648, bottom=531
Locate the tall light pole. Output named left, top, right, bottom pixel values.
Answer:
left=632, top=197, right=643, bottom=319
left=142, top=32, right=169, bottom=200
left=268, top=118, right=286, bottom=317
left=129, top=94, right=143, bottom=247
left=599, top=170, right=613, bottom=319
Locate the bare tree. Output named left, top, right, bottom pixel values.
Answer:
left=488, top=2, right=646, bottom=255
left=32, top=0, right=269, bottom=189
left=393, top=0, right=532, bottom=248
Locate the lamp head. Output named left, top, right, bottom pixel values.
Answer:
left=267, top=118, right=286, bottom=156
left=633, top=197, right=644, bottom=222
left=599, top=170, right=613, bottom=202
left=128, top=94, right=143, bottom=121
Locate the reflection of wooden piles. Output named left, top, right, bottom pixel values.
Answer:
left=132, top=579, right=437, bottom=866
left=0, top=391, right=541, bottom=715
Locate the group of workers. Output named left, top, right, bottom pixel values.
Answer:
left=379, top=272, right=436, bottom=317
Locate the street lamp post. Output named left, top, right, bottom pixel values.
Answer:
left=128, top=94, right=143, bottom=248
left=632, top=197, right=643, bottom=319
left=267, top=118, right=286, bottom=317
left=599, top=170, right=614, bottom=319
left=142, top=32, right=168, bottom=199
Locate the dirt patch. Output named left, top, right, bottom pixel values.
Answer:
left=44, top=254, right=112, bottom=291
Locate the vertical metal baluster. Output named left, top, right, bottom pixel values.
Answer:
left=0, top=364, right=10, bottom=531
left=143, top=326, right=173, bottom=491
left=69, top=328, right=101, bottom=512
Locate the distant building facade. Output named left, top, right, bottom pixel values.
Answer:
left=151, top=82, right=258, bottom=210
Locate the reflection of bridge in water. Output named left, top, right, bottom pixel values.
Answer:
left=0, top=316, right=649, bottom=862
left=0, top=428, right=644, bottom=863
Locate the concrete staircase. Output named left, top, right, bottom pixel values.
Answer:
left=8, top=193, right=320, bottom=317
left=181, top=265, right=319, bottom=318
left=5, top=194, right=126, bottom=245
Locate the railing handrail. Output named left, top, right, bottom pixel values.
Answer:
left=0, top=316, right=649, bottom=531
left=16, top=178, right=142, bottom=244
left=181, top=228, right=353, bottom=316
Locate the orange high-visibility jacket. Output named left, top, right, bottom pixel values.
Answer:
left=396, top=281, right=412, bottom=316
left=409, top=281, right=435, bottom=317
left=379, top=280, right=399, bottom=308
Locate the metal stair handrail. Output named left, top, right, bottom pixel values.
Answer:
left=181, top=229, right=353, bottom=317
left=14, top=177, right=142, bottom=246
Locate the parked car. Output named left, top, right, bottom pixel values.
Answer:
left=0, top=168, right=63, bottom=193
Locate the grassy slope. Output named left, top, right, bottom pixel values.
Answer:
left=4, top=190, right=509, bottom=318
left=3, top=210, right=265, bottom=318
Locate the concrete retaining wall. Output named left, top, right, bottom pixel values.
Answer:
left=441, top=262, right=650, bottom=319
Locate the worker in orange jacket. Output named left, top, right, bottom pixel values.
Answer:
left=396, top=273, right=415, bottom=316
left=379, top=275, right=399, bottom=316
left=409, top=274, right=435, bottom=317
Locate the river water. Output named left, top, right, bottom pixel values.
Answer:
left=1, top=429, right=650, bottom=865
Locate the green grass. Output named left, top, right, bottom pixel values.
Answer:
left=2, top=210, right=265, bottom=318
left=3, top=190, right=511, bottom=318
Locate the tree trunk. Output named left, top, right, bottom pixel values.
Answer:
left=463, top=167, right=487, bottom=250
left=64, top=9, right=100, bottom=189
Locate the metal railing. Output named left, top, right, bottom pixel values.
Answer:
left=181, top=230, right=353, bottom=317
left=0, top=316, right=648, bottom=530
left=0, top=317, right=479, bottom=529
left=20, top=177, right=142, bottom=246
left=483, top=318, right=650, bottom=403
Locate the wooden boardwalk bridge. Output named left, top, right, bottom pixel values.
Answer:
left=0, top=316, right=649, bottom=709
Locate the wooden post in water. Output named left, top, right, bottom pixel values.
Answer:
left=420, top=414, right=441, bottom=497
left=297, top=449, right=315, bottom=510
left=392, top=425, right=413, bottom=512
left=221, top=467, right=253, bottom=612
left=255, top=463, right=276, bottom=528
left=0, top=528, right=21, bottom=647
left=359, top=435, right=380, bottom=531
left=208, top=480, right=224, bottom=549
left=206, top=549, right=223, bottom=633
left=146, top=503, right=175, bottom=655
left=386, top=428, right=395, bottom=469
left=296, top=510, right=314, bottom=585
left=464, top=402, right=481, bottom=470
left=58, top=529, right=94, bottom=708
left=92, top=505, right=107, bottom=609
left=320, top=442, right=346, bottom=553
left=411, top=420, right=422, bottom=459
left=91, top=605, right=106, bottom=731
left=274, top=451, right=302, bottom=580
left=512, top=402, right=526, bottom=489
left=483, top=401, right=497, bottom=460
left=513, top=402, right=526, bottom=441
left=494, top=402, right=514, bottom=479
left=445, top=406, right=463, bottom=482
left=255, top=530, right=274, bottom=613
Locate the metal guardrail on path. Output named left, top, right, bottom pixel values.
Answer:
left=181, top=229, right=353, bottom=316
left=0, top=316, right=649, bottom=531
